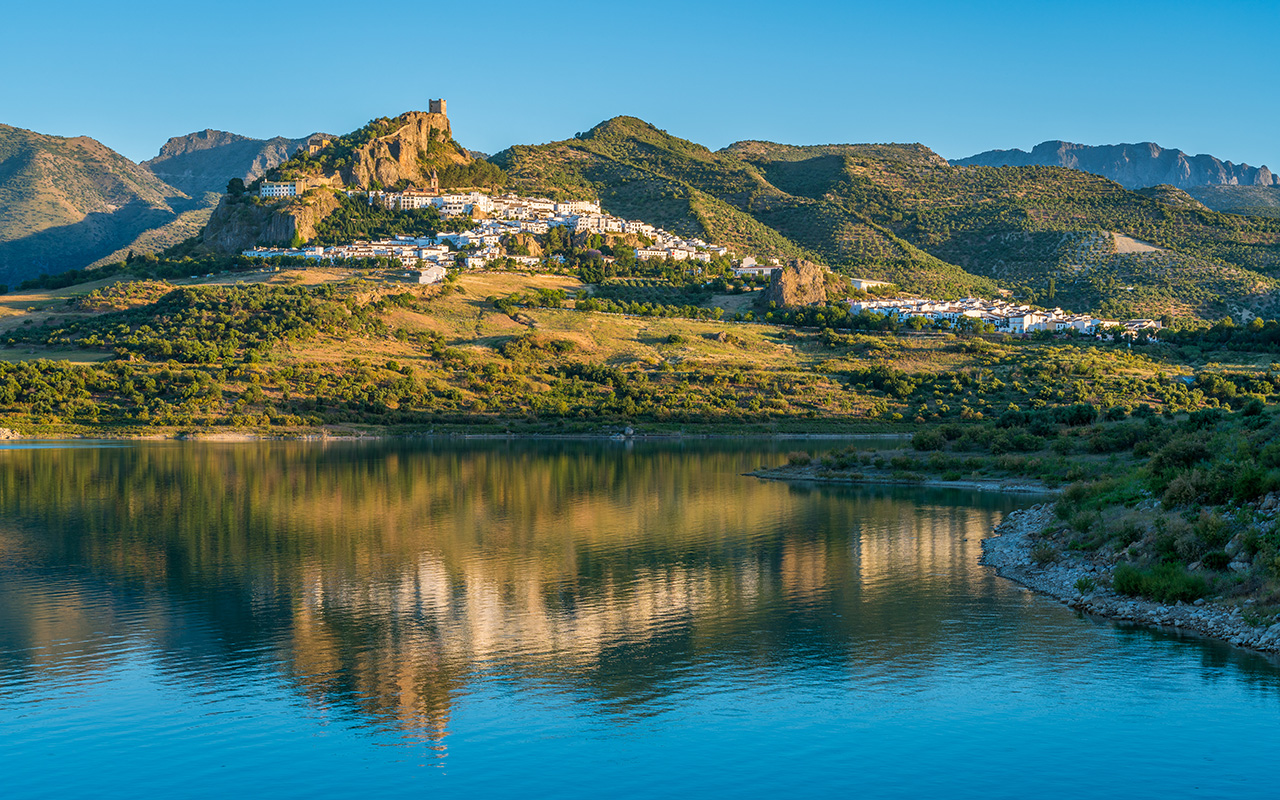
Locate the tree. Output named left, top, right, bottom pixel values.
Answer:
left=227, top=178, right=246, bottom=197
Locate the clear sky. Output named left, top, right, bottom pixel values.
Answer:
left=4, top=0, right=1278, bottom=169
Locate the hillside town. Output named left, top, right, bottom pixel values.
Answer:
left=242, top=190, right=733, bottom=280
left=242, top=190, right=1158, bottom=338
left=849, top=296, right=1163, bottom=337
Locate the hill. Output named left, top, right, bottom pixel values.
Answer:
left=491, top=118, right=996, bottom=297
left=493, top=119, right=1280, bottom=316
left=0, top=123, right=208, bottom=286
left=195, top=111, right=500, bottom=254
left=0, top=122, right=336, bottom=286
left=1185, top=185, right=1280, bottom=218
left=952, top=140, right=1278, bottom=190
left=143, top=129, right=327, bottom=198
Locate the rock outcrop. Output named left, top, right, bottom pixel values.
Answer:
left=343, top=112, right=467, bottom=188
left=953, top=140, right=1278, bottom=189
left=765, top=259, right=827, bottom=307
left=200, top=190, right=341, bottom=252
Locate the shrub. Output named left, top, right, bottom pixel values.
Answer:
left=1201, top=551, right=1232, bottom=571
left=1074, top=576, right=1097, bottom=593
left=1030, top=542, right=1060, bottom=565
left=787, top=451, right=812, bottom=466
left=912, top=429, right=946, bottom=451
left=1113, top=563, right=1209, bottom=603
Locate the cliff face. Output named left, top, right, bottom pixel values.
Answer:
left=145, top=129, right=325, bottom=197
left=327, top=112, right=468, bottom=189
left=765, top=260, right=828, bottom=307
left=198, top=111, right=478, bottom=254
left=200, top=191, right=340, bottom=252
left=953, top=140, right=1278, bottom=189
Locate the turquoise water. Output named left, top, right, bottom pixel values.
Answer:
left=0, top=441, right=1276, bottom=798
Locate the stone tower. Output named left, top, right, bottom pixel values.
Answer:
left=429, top=98, right=447, bottom=116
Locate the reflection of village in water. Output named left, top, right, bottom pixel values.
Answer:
left=2, top=442, right=1272, bottom=759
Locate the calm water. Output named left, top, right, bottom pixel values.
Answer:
left=0, top=440, right=1276, bottom=799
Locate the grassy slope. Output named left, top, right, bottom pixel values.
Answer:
left=492, top=118, right=996, bottom=297
left=498, top=118, right=1280, bottom=317
left=745, top=151, right=1280, bottom=317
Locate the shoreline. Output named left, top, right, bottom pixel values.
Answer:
left=0, top=427, right=913, bottom=444
left=749, top=464, right=1056, bottom=495
left=982, top=504, right=1280, bottom=656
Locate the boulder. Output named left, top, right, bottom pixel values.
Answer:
left=764, top=259, right=827, bottom=307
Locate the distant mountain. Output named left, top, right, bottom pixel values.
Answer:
left=952, top=141, right=1277, bottom=190
left=0, top=123, right=206, bottom=285
left=143, top=129, right=328, bottom=198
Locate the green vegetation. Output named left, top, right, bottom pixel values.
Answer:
left=492, top=116, right=1280, bottom=319
left=311, top=193, right=445, bottom=245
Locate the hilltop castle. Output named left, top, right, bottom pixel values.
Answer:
left=429, top=98, right=447, bottom=115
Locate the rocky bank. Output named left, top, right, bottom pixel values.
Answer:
left=982, top=504, right=1280, bottom=654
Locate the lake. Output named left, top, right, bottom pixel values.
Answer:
left=0, top=440, right=1277, bottom=798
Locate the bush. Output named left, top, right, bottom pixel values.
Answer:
left=1201, top=551, right=1231, bottom=571
left=1030, top=542, right=1060, bottom=565
left=912, top=429, right=946, bottom=451
left=787, top=451, right=812, bottom=466
left=1112, top=563, right=1209, bottom=603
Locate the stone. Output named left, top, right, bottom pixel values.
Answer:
left=764, top=259, right=828, bottom=307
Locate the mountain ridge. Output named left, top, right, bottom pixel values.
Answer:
left=143, top=129, right=326, bottom=197
left=953, top=140, right=1278, bottom=190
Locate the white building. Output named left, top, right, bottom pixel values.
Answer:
left=417, top=265, right=447, bottom=284
left=259, top=180, right=306, bottom=199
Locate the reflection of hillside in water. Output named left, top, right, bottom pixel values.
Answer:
left=0, top=442, right=1052, bottom=747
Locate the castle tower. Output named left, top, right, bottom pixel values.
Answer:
left=429, top=98, right=447, bottom=116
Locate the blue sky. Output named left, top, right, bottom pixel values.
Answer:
left=4, top=0, right=1278, bottom=169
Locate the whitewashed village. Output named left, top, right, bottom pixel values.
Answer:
left=849, top=296, right=1164, bottom=338
left=244, top=181, right=1160, bottom=339
left=243, top=187, right=730, bottom=285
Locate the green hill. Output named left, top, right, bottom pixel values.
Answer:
left=1185, top=185, right=1280, bottom=219
left=492, top=118, right=997, bottom=298
left=493, top=118, right=1280, bottom=315
left=0, top=124, right=207, bottom=285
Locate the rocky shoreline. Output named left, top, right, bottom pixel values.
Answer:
left=982, top=504, right=1280, bottom=655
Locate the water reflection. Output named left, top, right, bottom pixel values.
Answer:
left=1, top=440, right=1277, bottom=765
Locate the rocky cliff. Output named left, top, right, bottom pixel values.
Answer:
left=199, top=190, right=341, bottom=253
left=347, top=112, right=466, bottom=188
left=198, top=112, right=476, bottom=254
left=952, top=140, right=1278, bottom=189
left=274, top=111, right=471, bottom=191
left=765, top=260, right=828, bottom=307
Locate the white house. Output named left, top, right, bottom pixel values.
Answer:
left=259, top=180, right=306, bottom=199
left=417, top=265, right=447, bottom=284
